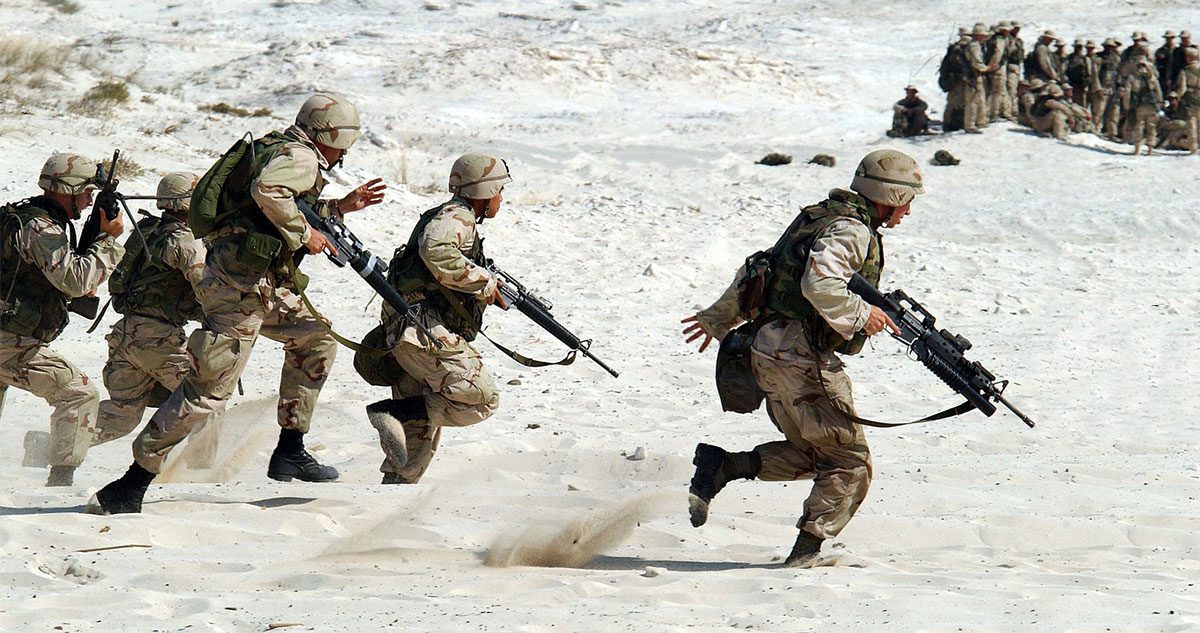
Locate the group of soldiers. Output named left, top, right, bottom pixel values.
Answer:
left=934, top=22, right=1200, bottom=155
left=1, top=93, right=513, bottom=514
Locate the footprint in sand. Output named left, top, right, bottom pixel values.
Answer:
left=33, top=557, right=102, bottom=585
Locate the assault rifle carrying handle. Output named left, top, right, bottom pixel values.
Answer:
left=848, top=273, right=1035, bottom=428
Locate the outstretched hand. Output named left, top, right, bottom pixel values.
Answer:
left=681, top=315, right=715, bottom=352
left=338, top=178, right=387, bottom=214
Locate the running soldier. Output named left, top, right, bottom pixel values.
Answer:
left=682, top=149, right=924, bottom=568
left=0, top=153, right=125, bottom=486
left=89, top=93, right=387, bottom=514
left=364, top=153, right=510, bottom=484
left=93, top=173, right=205, bottom=448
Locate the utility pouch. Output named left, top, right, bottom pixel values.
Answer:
left=0, top=298, right=42, bottom=337
left=715, top=321, right=766, bottom=414
left=736, top=250, right=772, bottom=318
left=68, top=296, right=100, bottom=320
left=353, top=324, right=404, bottom=387
left=236, top=229, right=282, bottom=276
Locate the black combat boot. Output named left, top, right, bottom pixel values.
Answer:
left=267, top=429, right=339, bottom=482
left=46, top=465, right=76, bottom=487
left=687, top=443, right=761, bottom=528
left=366, top=397, right=427, bottom=477
left=86, top=462, right=155, bottom=515
left=782, top=531, right=826, bottom=568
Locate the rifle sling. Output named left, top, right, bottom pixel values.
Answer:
left=437, top=286, right=576, bottom=369
left=286, top=258, right=390, bottom=357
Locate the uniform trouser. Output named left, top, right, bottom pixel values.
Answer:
left=1091, top=92, right=1108, bottom=124
left=0, top=330, right=99, bottom=467
left=383, top=317, right=500, bottom=482
left=1007, top=66, right=1020, bottom=113
left=1130, top=105, right=1159, bottom=150
left=1103, top=95, right=1122, bottom=137
left=131, top=276, right=337, bottom=473
left=95, top=315, right=190, bottom=445
left=749, top=350, right=872, bottom=541
left=963, top=78, right=988, bottom=130
left=987, top=72, right=1012, bottom=119
left=1032, top=110, right=1070, bottom=139
left=1186, top=106, right=1200, bottom=152
left=944, top=85, right=965, bottom=130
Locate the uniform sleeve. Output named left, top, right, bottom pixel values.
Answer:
left=988, top=39, right=1007, bottom=66
left=16, top=218, right=124, bottom=297
left=691, top=264, right=750, bottom=341
left=800, top=219, right=872, bottom=340
left=968, top=43, right=989, bottom=73
left=417, top=206, right=498, bottom=299
left=1038, top=46, right=1059, bottom=80
left=249, top=143, right=320, bottom=252
left=161, top=230, right=208, bottom=291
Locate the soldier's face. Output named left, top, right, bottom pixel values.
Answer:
left=484, top=189, right=503, bottom=219
left=884, top=201, right=912, bottom=228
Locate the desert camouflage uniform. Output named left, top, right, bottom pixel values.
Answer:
left=1030, top=93, right=1073, bottom=139
left=380, top=199, right=501, bottom=482
left=1126, top=65, right=1165, bottom=153
left=963, top=40, right=990, bottom=131
left=131, top=125, right=340, bottom=473
left=95, top=215, right=205, bottom=444
left=694, top=192, right=879, bottom=541
left=1096, top=48, right=1123, bottom=135
left=986, top=32, right=1013, bottom=120
left=1032, top=40, right=1061, bottom=82
left=0, top=197, right=123, bottom=467
left=1006, top=31, right=1024, bottom=114
left=1176, top=60, right=1200, bottom=153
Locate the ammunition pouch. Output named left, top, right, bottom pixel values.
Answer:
left=236, top=229, right=283, bottom=277
left=715, top=321, right=766, bottom=414
left=353, top=324, right=405, bottom=387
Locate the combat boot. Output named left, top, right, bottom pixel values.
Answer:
left=86, top=462, right=155, bottom=515
left=782, top=531, right=827, bottom=568
left=366, top=397, right=427, bottom=472
left=267, top=429, right=339, bottom=482
left=687, top=443, right=761, bottom=528
left=45, top=465, right=75, bottom=487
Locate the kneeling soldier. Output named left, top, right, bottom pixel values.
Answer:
left=0, top=153, right=125, bottom=486
left=366, top=153, right=510, bottom=484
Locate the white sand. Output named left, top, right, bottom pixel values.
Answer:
left=2, top=0, right=1198, bottom=630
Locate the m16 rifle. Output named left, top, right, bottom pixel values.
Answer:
left=70, top=150, right=130, bottom=319
left=297, top=201, right=440, bottom=347
left=482, top=261, right=619, bottom=378
left=848, top=273, right=1035, bottom=428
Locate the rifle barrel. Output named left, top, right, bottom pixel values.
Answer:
left=996, top=392, right=1036, bottom=428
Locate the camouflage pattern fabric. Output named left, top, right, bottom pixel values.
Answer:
left=0, top=330, right=99, bottom=467
left=1130, top=104, right=1160, bottom=153
left=94, top=315, right=191, bottom=445
left=1177, top=63, right=1200, bottom=153
left=963, top=41, right=989, bottom=131
left=377, top=199, right=500, bottom=482
left=1031, top=98, right=1072, bottom=139
left=692, top=204, right=879, bottom=541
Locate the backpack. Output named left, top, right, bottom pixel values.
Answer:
left=188, top=134, right=253, bottom=237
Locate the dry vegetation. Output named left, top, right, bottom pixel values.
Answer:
left=41, top=0, right=81, bottom=14
left=0, top=36, right=73, bottom=107
left=99, top=154, right=146, bottom=180
left=199, top=102, right=273, bottom=117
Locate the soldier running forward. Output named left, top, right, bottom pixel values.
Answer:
left=364, top=154, right=510, bottom=484
left=92, top=173, right=206, bottom=448
left=681, top=149, right=924, bottom=568
left=0, top=153, right=125, bottom=486
left=88, top=93, right=387, bottom=514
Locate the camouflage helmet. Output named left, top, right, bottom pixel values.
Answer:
left=850, top=149, right=924, bottom=208
left=38, top=153, right=99, bottom=195
left=156, top=171, right=200, bottom=212
left=448, top=153, right=512, bottom=200
left=295, top=92, right=361, bottom=150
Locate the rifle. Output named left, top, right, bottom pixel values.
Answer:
left=70, top=150, right=129, bottom=319
left=848, top=274, right=1035, bottom=428
left=297, top=202, right=441, bottom=347
left=483, top=261, right=619, bottom=378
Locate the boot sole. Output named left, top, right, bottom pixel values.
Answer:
left=687, top=493, right=709, bottom=528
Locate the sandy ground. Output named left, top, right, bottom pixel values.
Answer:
left=1, top=0, right=1199, bottom=631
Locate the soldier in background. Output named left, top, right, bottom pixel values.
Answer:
left=986, top=22, right=1014, bottom=121
left=1158, top=92, right=1193, bottom=151
left=1096, top=38, right=1123, bottom=137
left=89, top=93, right=387, bottom=514
left=683, top=150, right=925, bottom=569
left=1007, top=21, right=1025, bottom=115
left=0, top=153, right=125, bottom=486
left=365, top=154, right=510, bottom=485
left=938, top=29, right=970, bottom=132
left=1053, top=39, right=1070, bottom=81
left=963, top=23, right=995, bottom=133
left=1066, top=39, right=1093, bottom=109
left=1126, top=60, right=1165, bottom=155
left=1175, top=47, right=1200, bottom=154
left=1170, top=31, right=1193, bottom=87
left=888, top=85, right=929, bottom=137
left=1029, top=31, right=1061, bottom=83
left=93, top=173, right=206, bottom=449
left=1155, top=31, right=1178, bottom=93
left=1028, top=83, right=1074, bottom=140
